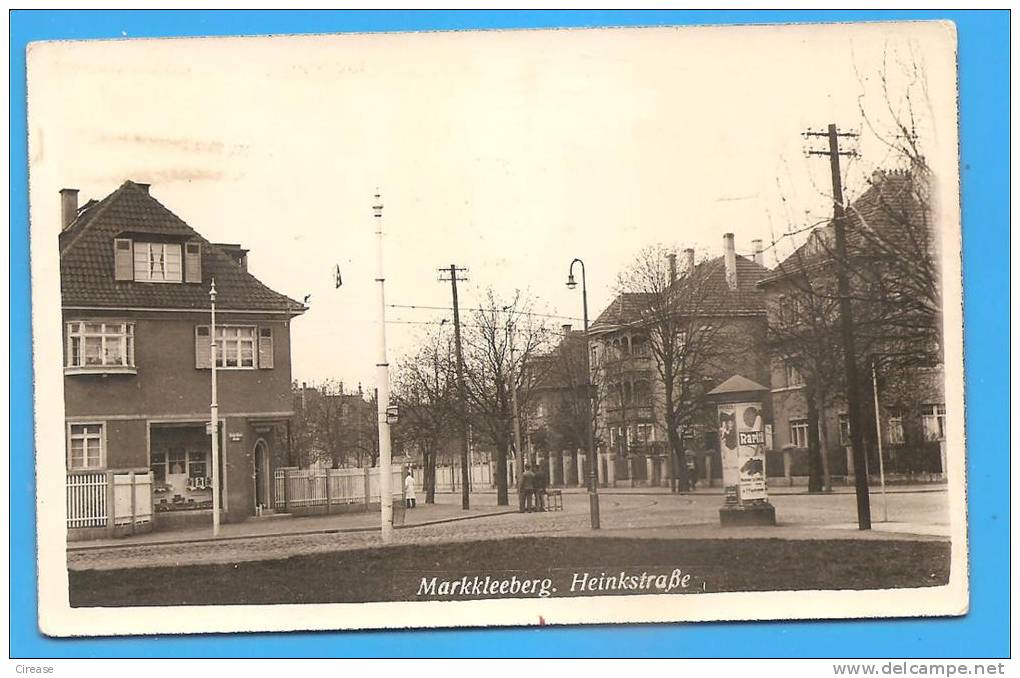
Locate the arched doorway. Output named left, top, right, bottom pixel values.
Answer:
left=253, top=438, right=270, bottom=512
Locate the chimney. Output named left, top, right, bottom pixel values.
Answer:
left=59, top=188, right=79, bottom=230
left=668, top=253, right=677, bottom=282
left=215, top=243, right=249, bottom=272
left=682, top=247, right=695, bottom=275
left=135, top=182, right=151, bottom=195
left=561, top=324, right=573, bottom=335
left=723, top=233, right=737, bottom=291
left=751, top=239, right=764, bottom=266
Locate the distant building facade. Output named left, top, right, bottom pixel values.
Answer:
left=522, top=324, right=590, bottom=487
left=757, top=168, right=946, bottom=484
left=589, top=234, right=772, bottom=487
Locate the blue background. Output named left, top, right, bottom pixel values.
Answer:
left=9, top=10, right=1009, bottom=658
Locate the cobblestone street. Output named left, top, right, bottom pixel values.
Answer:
left=67, top=487, right=950, bottom=571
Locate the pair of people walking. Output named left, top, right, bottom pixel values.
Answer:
left=517, top=463, right=547, bottom=512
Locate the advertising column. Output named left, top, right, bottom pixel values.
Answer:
left=708, top=374, right=776, bottom=527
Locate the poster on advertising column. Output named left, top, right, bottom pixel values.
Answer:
left=735, top=402, right=768, bottom=501
left=718, top=405, right=739, bottom=504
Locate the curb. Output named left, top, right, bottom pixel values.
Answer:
left=67, top=507, right=519, bottom=553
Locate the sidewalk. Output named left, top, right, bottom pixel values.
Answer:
left=68, top=498, right=516, bottom=551
left=456, top=483, right=947, bottom=497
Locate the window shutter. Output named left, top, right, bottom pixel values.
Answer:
left=114, top=238, right=133, bottom=281
left=258, top=327, right=274, bottom=369
left=195, top=325, right=211, bottom=369
left=185, top=241, right=202, bottom=283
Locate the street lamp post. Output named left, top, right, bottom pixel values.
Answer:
left=209, top=278, right=221, bottom=536
left=567, top=258, right=600, bottom=530
left=373, top=192, right=394, bottom=543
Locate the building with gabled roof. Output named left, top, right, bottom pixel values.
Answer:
left=588, top=234, right=773, bottom=489
left=60, top=181, right=306, bottom=537
left=757, top=168, right=946, bottom=487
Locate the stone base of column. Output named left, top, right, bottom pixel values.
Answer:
left=719, top=502, right=776, bottom=527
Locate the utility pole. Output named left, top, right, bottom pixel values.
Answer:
left=504, top=308, right=524, bottom=488
left=871, top=356, right=889, bottom=523
left=804, top=123, right=872, bottom=530
left=373, top=192, right=393, bottom=542
left=440, top=264, right=471, bottom=510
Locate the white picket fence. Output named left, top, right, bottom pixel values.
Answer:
left=274, top=467, right=402, bottom=510
left=67, top=469, right=153, bottom=530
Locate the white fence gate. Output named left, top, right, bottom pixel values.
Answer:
left=67, top=469, right=153, bottom=531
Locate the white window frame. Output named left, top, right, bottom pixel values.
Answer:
left=922, top=404, right=947, bottom=442
left=790, top=419, right=809, bottom=448
left=67, top=422, right=106, bottom=470
left=784, top=360, right=803, bottom=387
left=838, top=413, right=851, bottom=447
left=65, top=321, right=136, bottom=373
left=215, top=325, right=258, bottom=369
left=888, top=409, right=906, bottom=445
left=134, top=241, right=183, bottom=283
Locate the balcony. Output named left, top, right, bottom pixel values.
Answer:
left=605, top=405, right=655, bottom=422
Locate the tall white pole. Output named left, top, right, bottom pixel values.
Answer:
left=871, top=357, right=888, bottom=523
left=209, top=278, right=221, bottom=536
left=373, top=192, right=393, bottom=543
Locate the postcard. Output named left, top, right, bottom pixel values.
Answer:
left=28, top=20, right=967, bottom=636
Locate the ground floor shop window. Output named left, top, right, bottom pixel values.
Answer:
left=150, top=426, right=214, bottom=512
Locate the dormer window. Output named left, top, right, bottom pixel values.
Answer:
left=115, top=237, right=201, bottom=283
left=134, top=242, right=183, bottom=283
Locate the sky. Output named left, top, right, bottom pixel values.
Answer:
left=27, top=21, right=958, bottom=388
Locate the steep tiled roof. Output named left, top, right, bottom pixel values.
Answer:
left=758, top=169, right=926, bottom=286
left=59, top=181, right=305, bottom=314
left=591, top=254, right=770, bottom=332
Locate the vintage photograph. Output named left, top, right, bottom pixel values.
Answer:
left=28, top=20, right=967, bottom=635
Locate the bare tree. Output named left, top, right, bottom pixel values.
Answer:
left=460, top=288, right=551, bottom=506
left=289, top=381, right=378, bottom=469
left=392, top=326, right=457, bottom=504
left=764, top=49, right=941, bottom=490
left=616, top=245, right=737, bottom=493
left=526, top=326, right=603, bottom=481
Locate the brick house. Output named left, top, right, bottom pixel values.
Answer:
left=60, top=180, right=305, bottom=535
left=756, top=168, right=946, bottom=485
left=589, top=234, right=772, bottom=487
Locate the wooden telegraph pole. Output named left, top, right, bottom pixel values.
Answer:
left=440, top=264, right=471, bottom=510
left=804, top=123, right=872, bottom=530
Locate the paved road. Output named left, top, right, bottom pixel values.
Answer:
left=67, top=488, right=950, bottom=572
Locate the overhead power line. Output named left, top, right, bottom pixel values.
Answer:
left=388, top=303, right=583, bottom=322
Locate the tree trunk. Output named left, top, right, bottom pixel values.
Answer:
left=815, top=391, right=832, bottom=491
left=667, top=423, right=689, bottom=494
left=424, top=443, right=437, bottom=504
left=495, top=441, right=509, bottom=506
left=806, top=388, right=823, bottom=493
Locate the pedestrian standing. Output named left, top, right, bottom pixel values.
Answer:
left=534, top=462, right=548, bottom=511
left=404, top=471, right=417, bottom=509
left=519, top=464, right=535, bottom=512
